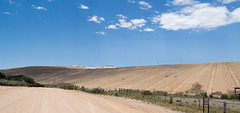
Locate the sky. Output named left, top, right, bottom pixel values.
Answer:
left=0, top=0, right=240, bottom=69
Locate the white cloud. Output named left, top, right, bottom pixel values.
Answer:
left=88, top=15, right=105, bottom=23
left=96, top=31, right=106, bottom=35
left=9, top=0, right=14, bottom=4
left=107, top=25, right=118, bottom=29
left=144, top=28, right=155, bottom=32
left=108, top=18, right=147, bottom=30
left=220, top=0, right=237, bottom=4
left=79, top=4, right=89, bottom=9
left=9, top=0, right=20, bottom=6
left=138, top=1, right=152, bottom=10
left=230, top=7, right=240, bottom=22
left=130, top=19, right=147, bottom=29
left=171, top=0, right=199, bottom=6
left=32, top=5, right=47, bottom=11
left=117, top=19, right=133, bottom=28
left=152, top=3, right=240, bottom=31
left=128, top=0, right=136, bottom=3
left=3, top=12, right=11, bottom=15
left=117, top=14, right=127, bottom=19
left=99, top=17, right=105, bottom=21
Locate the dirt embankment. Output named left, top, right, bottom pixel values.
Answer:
left=1, top=62, right=240, bottom=95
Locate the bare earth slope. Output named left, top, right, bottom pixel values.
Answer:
left=0, top=86, right=178, bottom=113
left=1, top=62, right=240, bottom=94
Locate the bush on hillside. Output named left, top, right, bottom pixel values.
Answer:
left=114, top=92, right=118, bottom=97
left=169, top=95, right=173, bottom=104
left=0, top=74, right=44, bottom=87
left=5, top=75, right=35, bottom=84
left=209, top=94, right=214, bottom=98
left=80, top=86, right=85, bottom=91
left=0, top=79, right=27, bottom=86
left=229, top=95, right=235, bottom=100
left=163, top=92, right=168, bottom=96
left=88, top=87, right=105, bottom=94
left=60, top=85, right=79, bottom=90
left=0, top=72, right=5, bottom=79
left=221, top=94, right=228, bottom=99
left=142, top=91, right=152, bottom=95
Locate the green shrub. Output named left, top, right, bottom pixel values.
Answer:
left=114, top=92, right=118, bottom=97
left=169, top=95, right=173, bottom=104
left=176, top=100, right=180, bottom=103
left=5, top=75, right=35, bottom=83
left=202, top=92, right=208, bottom=97
left=0, top=74, right=44, bottom=87
left=60, top=85, right=79, bottom=90
left=28, top=83, right=45, bottom=87
left=142, top=91, right=152, bottom=95
left=221, top=94, right=228, bottom=99
left=88, top=87, right=105, bottom=94
left=163, top=92, right=168, bottom=96
left=80, top=86, right=85, bottom=91
left=0, top=79, right=27, bottom=86
left=0, top=72, right=5, bottom=79
left=209, top=94, right=214, bottom=98
left=5, top=75, right=13, bottom=80
left=22, top=76, right=35, bottom=84
left=229, top=95, right=235, bottom=100
left=184, top=94, right=188, bottom=97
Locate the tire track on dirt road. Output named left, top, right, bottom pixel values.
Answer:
left=158, top=64, right=206, bottom=92
left=172, top=64, right=211, bottom=93
left=226, top=62, right=240, bottom=86
left=207, top=63, right=217, bottom=95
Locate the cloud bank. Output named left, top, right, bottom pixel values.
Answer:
left=152, top=1, right=240, bottom=31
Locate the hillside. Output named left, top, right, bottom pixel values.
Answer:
left=1, top=62, right=240, bottom=95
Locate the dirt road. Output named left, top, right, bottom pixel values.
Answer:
left=0, top=86, right=179, bottom=113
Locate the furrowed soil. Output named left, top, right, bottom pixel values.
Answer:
left=1, top=62, right=240, bottom=94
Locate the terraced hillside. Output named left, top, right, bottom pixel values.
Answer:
left=1, top=62, right=240, bottom=95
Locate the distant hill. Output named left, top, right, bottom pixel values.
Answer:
left=1, top=62, right=240, bottom=95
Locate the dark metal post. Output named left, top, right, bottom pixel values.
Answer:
left=208, top=101, right=209, bottom=113
left=203, top=103, right=204, bottom=113
left=224, top=102, right=226, bottom=113
left=235, top=88, right=237, bottom=100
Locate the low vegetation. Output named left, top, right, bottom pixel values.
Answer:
left=60, top=84, right=105, bottom=94
left=0, top=72, right=44, bottom=87
left=59, top=85, right=240, bottom=113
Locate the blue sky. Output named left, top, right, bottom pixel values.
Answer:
left=0, top=0, right=240, bottom=69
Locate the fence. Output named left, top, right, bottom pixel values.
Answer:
left=105, top=88, right=240, bottom=112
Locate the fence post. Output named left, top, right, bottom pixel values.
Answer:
left=180, top=94, right=182, bottom=104
left=223, top=102, right=226, bottom=113
left=199, top=97, right=200, bottom=110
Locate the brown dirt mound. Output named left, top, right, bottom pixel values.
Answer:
left=1, top=62, right=240, bottom=95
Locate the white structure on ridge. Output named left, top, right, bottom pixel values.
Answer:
left=69, top=64, right=116, bottom=69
